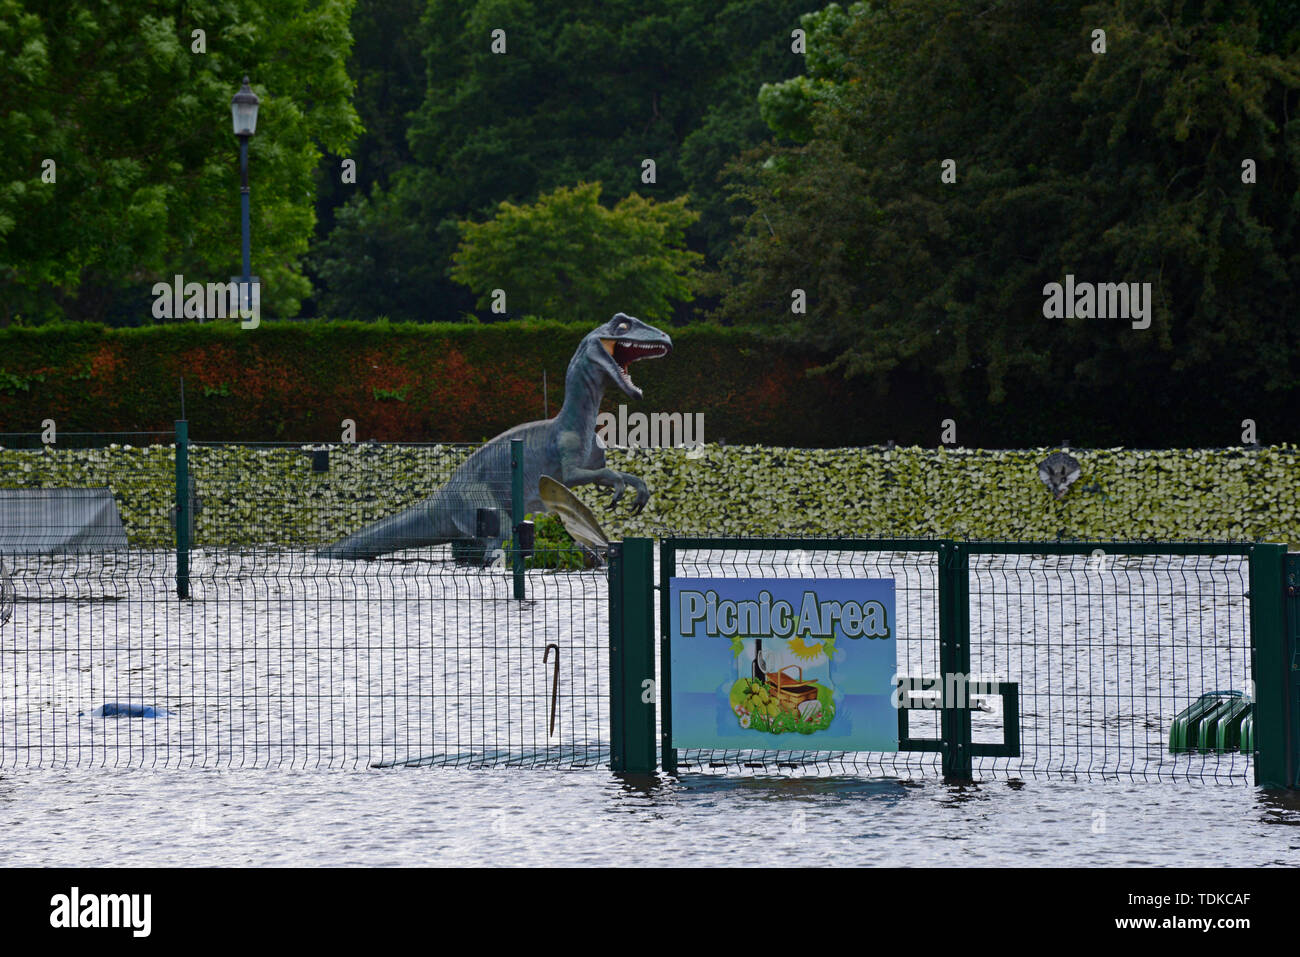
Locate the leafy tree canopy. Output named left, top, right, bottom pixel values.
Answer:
left=449, top=181, right=702, bottom=325
left=0, top=0, right=361, bottom=324
left=718, top=0, right=1300, bottom=410
left=314, top=0, right=810, bottom=321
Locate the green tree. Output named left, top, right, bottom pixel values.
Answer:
left=756, top=1, right=861, bottom=143
left=302, top=0, right=426, bottom=319
left=717, top=0, right=1300, bottom=418
left=313, top=0, right=810, bottom=322
left=309, top=184, right=443, bottom=320
left=449, top=182, right=702, bottom=324
left=0, top=0, right=361, bottom=324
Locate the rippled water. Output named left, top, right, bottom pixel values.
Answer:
left=1, top=767, right=1298, bottom=867
left=0, top=545, right=1291, bottom=866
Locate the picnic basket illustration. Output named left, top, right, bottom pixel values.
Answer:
left=752, top=638, right=823, bottom=717
left=764, top=664, right=822, bottom=715
left=730, top=637, right=835, bottom=734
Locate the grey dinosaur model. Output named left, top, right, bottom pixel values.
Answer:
left=317, top=313, right=672, bottom=560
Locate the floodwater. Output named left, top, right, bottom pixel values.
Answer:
left=0, top=546, right=1296, bottom=866
left=1, top=767, right=1298, bottom=866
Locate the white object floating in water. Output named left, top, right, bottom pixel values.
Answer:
left=798, top=699, right=822, bottom=722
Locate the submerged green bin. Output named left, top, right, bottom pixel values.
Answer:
left=1170, top=691, right=1254, bottom=754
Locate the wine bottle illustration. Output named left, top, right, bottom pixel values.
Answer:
left=752, top=638, right=767, bottom=682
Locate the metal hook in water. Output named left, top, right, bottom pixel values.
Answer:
left=0, top=557, right=14, bottom=626
left=543, top=643, right=559, bottom=736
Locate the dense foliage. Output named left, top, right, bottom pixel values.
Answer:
left=3, top=1, right=1299, bottom=446
left=309, top=0, right=811, bottom=321
left=3, top=441, right=1295, bottom=547
left=0, top=321, right=883, bottom=445
left=717, top=0, right=1300, bottom=413
left=0, top=0, right=361, bottom=324
left=449, top=183, right=703, bottom=324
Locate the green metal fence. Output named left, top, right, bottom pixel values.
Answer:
left=605, top=536, right=1299, bottom=787
left=2, top=429, right=1297, bottom=785
left=0, top=427, right=602, bottom=769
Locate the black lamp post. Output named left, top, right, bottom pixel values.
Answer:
left=230, top=77, right=260, bottom=314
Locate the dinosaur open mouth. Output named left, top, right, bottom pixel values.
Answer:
left=602, top=338, right=670, bottom=390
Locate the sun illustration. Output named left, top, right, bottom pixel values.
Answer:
left=787, top=634, right=825, bottom=661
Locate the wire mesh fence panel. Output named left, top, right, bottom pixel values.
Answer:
left=0, top=549, right=607, bottom=769
left=0, top=431, right=179, bottom=549
left=657, top=538, right=1257, bottom=784
left=661, top=541, right=943, bottom=777
left=0, top=434, right=1269, bottom=780
left=0, top=432, right=179, bottom=767
left=0, top=438, right=609, bottom=769
left=187, top=441, right=491, bottom=548
left=967, top=550, right=1252, bottom=783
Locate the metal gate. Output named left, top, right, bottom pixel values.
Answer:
left=607, top=537, right=1298, bottom=787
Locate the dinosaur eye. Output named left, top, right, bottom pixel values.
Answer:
left=618, top=322, right=628, bottom=331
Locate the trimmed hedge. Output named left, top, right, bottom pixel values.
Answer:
left=0, top=442, right=1294, bottom=547
left=602, top=445, right=1300, bottom=544
left=0, top=320, right=882, bottom=447
left=3, top=321, right=1292, bottom=447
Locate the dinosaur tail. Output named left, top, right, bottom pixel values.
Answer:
left=315, top=499, right=453, bottom=560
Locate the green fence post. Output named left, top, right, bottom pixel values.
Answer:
left=1251, top=543, right=1296, bottom=788
left=609, top=542, right=625, bottom=772
left=938, top=540, right=972, bottom=781
left=1284, top=553, right=1300, bottom=788
left=174, top=419, right=190, bottom=599
left=660, top=539, right=678, bottom=774
left=608, top=538, right=656, bottom=773
left=510, top=438, right=525, bottom=601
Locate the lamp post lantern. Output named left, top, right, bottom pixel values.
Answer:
left=230, top=77, right=260, bottom=316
